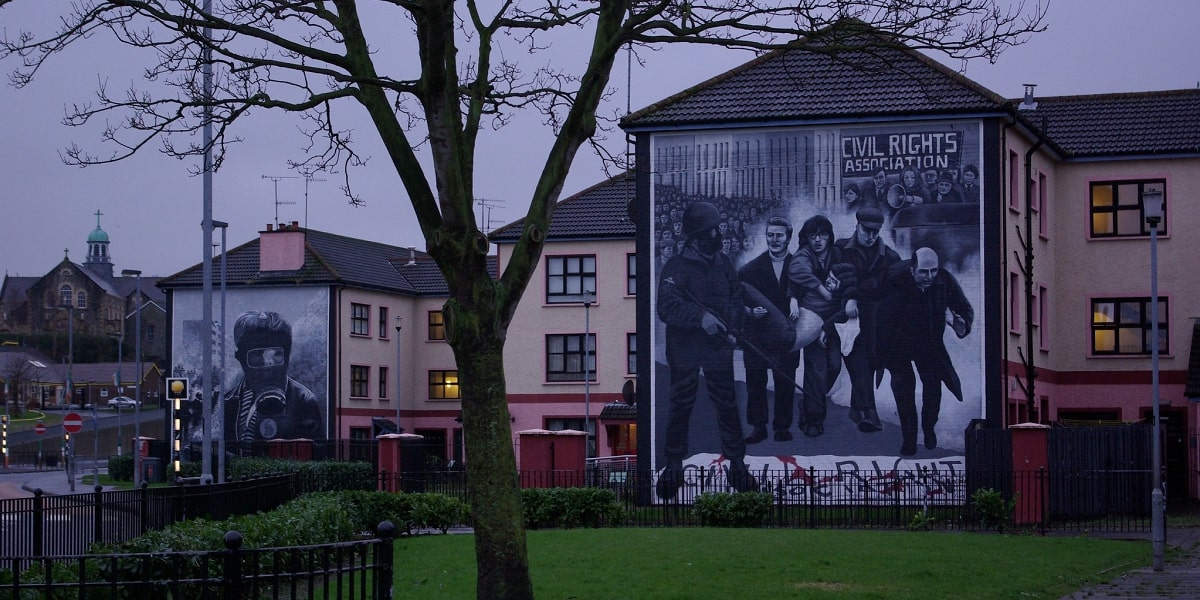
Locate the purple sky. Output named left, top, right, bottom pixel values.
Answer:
left=1, top=0, right=1197, bottom=280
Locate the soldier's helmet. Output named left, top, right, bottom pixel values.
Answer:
left=682, top=201, right=721, bottom=237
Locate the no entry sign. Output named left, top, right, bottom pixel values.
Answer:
left=63, top=413, right=83, bottom=434
left=34, top=422, right=46, bottom=435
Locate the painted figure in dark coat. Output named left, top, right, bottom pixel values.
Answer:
left=838, top=208, right=901, bottom=433
left=861, top=169, right=890, bottom=211
left=931, top=171, right=965, bottom=203
left=880, top=248, right=973, bottom=456
left=222, top=311, right=322, bottom=444
left=739, top=216, right=799, bottom=444
left=960, top=164, right=980, bottom=201
left=657, top=201, right=756, bottom=499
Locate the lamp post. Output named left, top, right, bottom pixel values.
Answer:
left=63, top=300, right=75, bottom=492
left=214, top=220, right=228, bottom=483
left=1143, top=183, right=1165, bottom=571
left=115, top=333, right=123, bottom=456
left=122, top=269, right=143, bottom=488
left=582, top=292, right=595, bottom=463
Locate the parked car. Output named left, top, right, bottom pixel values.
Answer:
left=108, top=396, right=137, bottom=409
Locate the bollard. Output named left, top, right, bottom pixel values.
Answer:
left=223, top=530, right=244, bottom=600
left=375, top=521, right=397, bottom=599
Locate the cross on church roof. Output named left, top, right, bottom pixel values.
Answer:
left=94, top=209, right=103, bottom=227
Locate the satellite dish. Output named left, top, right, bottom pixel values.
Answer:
left=621, top=379, right=637, bottom=406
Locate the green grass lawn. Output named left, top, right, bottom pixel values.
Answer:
left=393, top=528, right=1147, bottom=599
left=80, top=473, right=171, bottom=489
left=4, top=410, right=63, bottom=433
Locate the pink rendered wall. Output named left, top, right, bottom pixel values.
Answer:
left=258, top=230, right=305, bottom=271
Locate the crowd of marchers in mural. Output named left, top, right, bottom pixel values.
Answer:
left=651, top=125, right=982, bottom=501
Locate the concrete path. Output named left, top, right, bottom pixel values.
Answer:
left=1062, top=528, right=1200, bottom=599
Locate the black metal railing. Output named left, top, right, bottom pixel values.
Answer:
left=381, top=466, right=1153, bottom=532
left=0, top=475, right=297, bottom=559
left=0, top=521, right=397, bottom=599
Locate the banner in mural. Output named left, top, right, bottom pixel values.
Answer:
left=649, top=120, right=983, bottom=503
left=171, top=287, right=329, bottom=449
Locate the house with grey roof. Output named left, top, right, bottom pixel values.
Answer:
left=616, top=29, right=1200, bottom=498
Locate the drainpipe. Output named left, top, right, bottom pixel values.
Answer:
left=1000, top=117, right=1012, bottom=426
left=1022, top=118, right=1047, bottom=421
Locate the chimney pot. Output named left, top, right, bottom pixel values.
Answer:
left=291, top=221, right=299, bottom=230
left=266, top=224, right=274, bottom=232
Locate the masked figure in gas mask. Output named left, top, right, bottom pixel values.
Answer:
left=223, top=311, right=321, bottom=443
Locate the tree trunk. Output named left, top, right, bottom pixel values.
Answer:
left=447, top=301, right=533, bottom=600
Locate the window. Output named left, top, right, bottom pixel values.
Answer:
left=1038, top=172, right=1048, bottom=237
left=1090, top=179, right=1167, bottom=237
left=59, top=285, right=73, bottom=307
left=626, top=253, right=636, bottom=296
left=350, top=365, right=369, bottom=398
left=545, top=418, right=597, bottom=458
left=1038, top=285, right=1049, bottom=352
left=546, top=334, right=596, bottom=382
left=1008, top=150, right=1019, bottom=211
left=349, top=427, right=371, bottom=441
left=546, top=255, right=596, bottom=303
left=379, top=366, right=388, bottom=399
left=1008, top=272, right=1020, bottom=332
left=626, top=333, right=637, bottom=375
left=429, top=370, right=460, bottom=399
left=378, top=306, right=389, bottom=338
left=76, top=291, right=87, bottom=309
left=1091, top=297, right=1168, bottom=355
left=350, top=303, right=370, bottom=336
left=428, top=310, right=446, bottom=341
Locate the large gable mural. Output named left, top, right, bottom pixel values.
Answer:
left=649, top=119, right=984, bottom=502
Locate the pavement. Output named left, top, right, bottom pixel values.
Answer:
left=0, top=459, right=117, bottom=498
left=1061, top=528, right=1200, bottom=599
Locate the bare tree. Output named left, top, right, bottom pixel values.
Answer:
left=0, top=355, right=34, bottom=417
left=1, top=2, right=1046, bottom=597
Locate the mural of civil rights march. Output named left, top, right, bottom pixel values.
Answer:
left=649, top=121, right=984, bottom=502
left=171, top=287, right=330, bottom=450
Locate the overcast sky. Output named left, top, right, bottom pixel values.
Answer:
left=1, top=0, right=1197, bottom=280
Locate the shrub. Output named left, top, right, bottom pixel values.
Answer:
left=972, top=487, right=1017, bottom=532
left=411, top=493, right=470, bottom=533
left=228, top=458, right=375, bottom=491
left=521, top=488, right=622, bottom=529
left=692, top=492, right=773, bottom=527
left=107, top=455, right=134, bottom=481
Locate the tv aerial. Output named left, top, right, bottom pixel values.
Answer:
left=261, top=175, right=297, bottom=224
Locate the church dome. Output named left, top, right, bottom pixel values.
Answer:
left=87, top=225, right=109, bottom=243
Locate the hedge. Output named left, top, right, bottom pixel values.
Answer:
left=521, top=487, right=623, bottom=529
left=693, top=492, right=773, bottom=527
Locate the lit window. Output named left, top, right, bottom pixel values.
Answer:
left=1090, top=179, right=1166, bottom=237
left=428, top=310, right=446, bottom=341
left=1091, top=297, right=1167, bottom=355
left=429, top=370, right=460, bottom=399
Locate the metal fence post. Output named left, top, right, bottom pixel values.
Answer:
left=139, top=481, right=149, bottom=534
left=375, top=521, right=396, bottom=599
left=32, top=488, right=43, bottom=558
left=93, top=484, right=103, bottom=545
left=223, top=530, right=243, bottom=600
left=1038, top=467, right=1047, bottom=536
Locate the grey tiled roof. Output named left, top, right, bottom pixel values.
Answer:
left=114, top=276, right=165, bottom=302
left=60, top=362, right=161, bottom=385
left=1017, top=89, right=1200, bottom=157
left=489, top=173, right=636, bottom=243
left=158, top=229, right=493, bottom=297
left=622, top=41, right=1004, bottom=128
left=0, top=276, right=38, bottom=305
left=599, top=402, right=637, bottom=420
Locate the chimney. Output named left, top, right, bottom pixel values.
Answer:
left=1019, top=83, right=1038, bottom=110
left=259, top=224, right=305, bottom=272
left=266, top=223, right=274, bottom=232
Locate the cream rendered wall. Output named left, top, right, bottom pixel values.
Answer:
left=336, top=287, right=407, bottom=437
left=400, top=295, right=458, bottom=415
left=1000, top=129, right=1058, bottom=421
left=498, top=238, right=637, bottom=459
left=1048, top=157, right=1200, bottom=413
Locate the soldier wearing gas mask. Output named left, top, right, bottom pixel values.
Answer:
left=223, top=311, right=321, bottom=443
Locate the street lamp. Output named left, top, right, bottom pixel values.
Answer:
left=582, top=292, right=595, bottom=463
left=122, top=269, right=143, bottom=488
left=1143, top=183, right=1165, bottom=571
left=213, top=219, right=228, bottom=483
left=61, top=298, right=75, bottom=492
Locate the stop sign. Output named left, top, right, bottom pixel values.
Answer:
left=63, top=413, right=83, bottom=434
left=34, top=422, right=46, bottom=435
